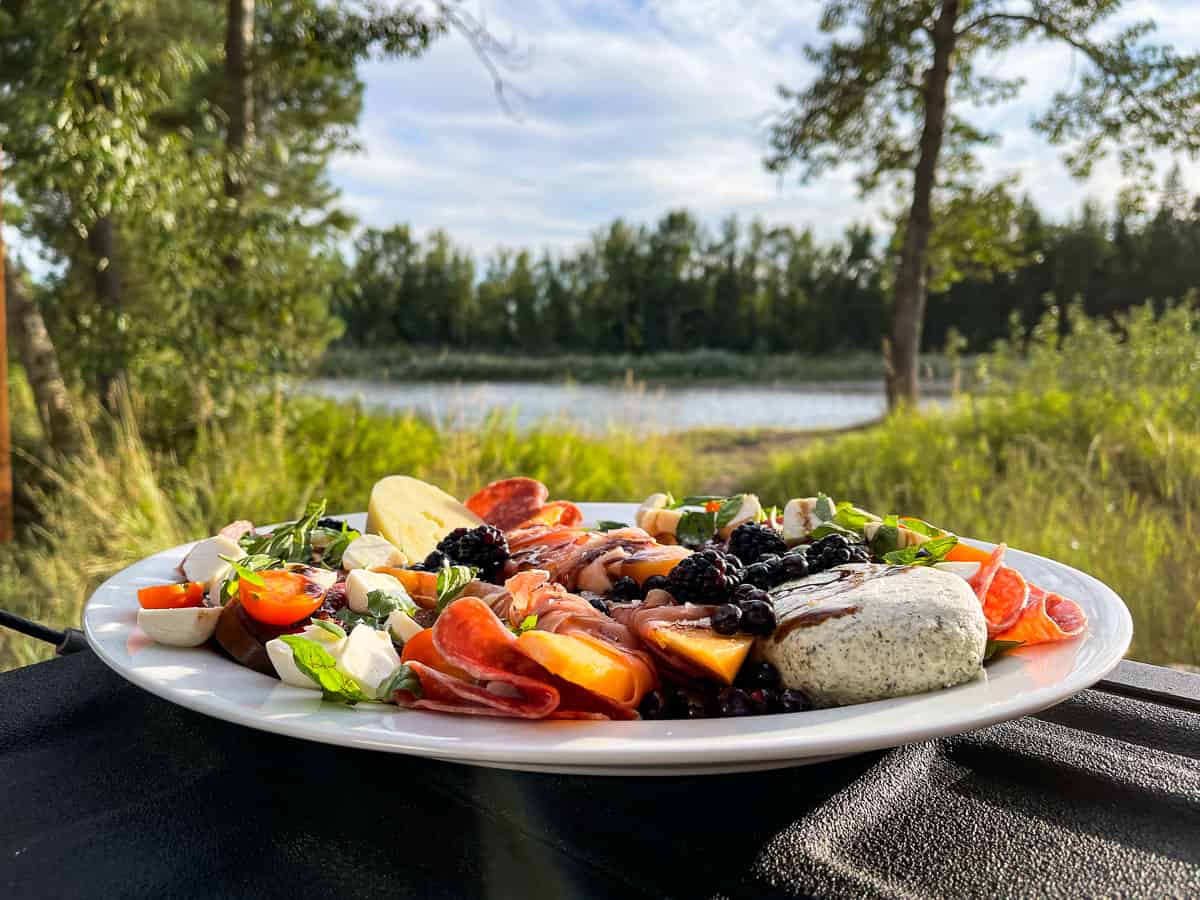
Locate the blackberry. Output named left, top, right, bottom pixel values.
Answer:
left=736, top=660, right=782, bottom=691
left=741, top=562, right=773, bottom=590
left=639, top=690, right=669, bottom=720
left=664, top=548, right=741, bottom=605
left=608, top=576, right=642, bottom=604
left=734, top=583, right=759, bottom=601
left=588, top=596, right=610, bottom=616
left=778, top=689, right=813, bottom=713
left=642, top=575, right=670, bottom=595
left=728, top=521, right=787, bottom=566
left=737, top=587, right=771, bottom=607
left=711, top=603, right=742, bottom=635
left=740, top=599, right=777, bottom=636
left=716, top=687, right=756, bottom=717
left=436, top=525, right=510, bottom=582
left=417, top=550, right=447, bottom=571
left=809, top=534, right=870, bottom=574
left=781, top=549, right=810, bottom=579
left=315, top=517, right=347, bottom=531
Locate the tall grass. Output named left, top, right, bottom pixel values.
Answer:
left=742, top=302, right=1200, bottom=665
left=0, top=393, right=683, bottom=670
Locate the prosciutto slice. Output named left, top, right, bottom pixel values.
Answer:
left=611, top=591, right=721, bottom=682
left=505, top=526, right=661, bottom=591
left=395, top=595, right=643, bottom=719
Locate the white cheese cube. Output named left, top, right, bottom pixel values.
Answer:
left=345, top=569, right=408, bottom=614
left=386, top=609, right=424, bottom=644
left=336, top=625, right=401, bottom=698
left=716, top=494, right=762, bottom=539
left=783, top=497, right=825, bottom=545
left=137, top=606, right=223, bottom=647
left=341, top=534, right=407, bottom=571
left=284, top=563, right=338, bottom=592
left=265, top=624, right=347, bottom=690
left=181, top=534, right=245, bottom=587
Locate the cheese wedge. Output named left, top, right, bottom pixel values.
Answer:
left=365, top=476, right=483, bottom=562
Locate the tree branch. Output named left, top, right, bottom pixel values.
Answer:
left=435, top=2, right=531, bottom=119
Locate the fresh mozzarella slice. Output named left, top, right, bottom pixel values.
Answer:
left=336, top=625, right=401, bottom=698
left=265, top=624, right=347, bottom=689
left=635, top=493, right=670, bottom=530
left=386, top=609, right=424, bottom=644
left=783, top=497, right=825, bottom=545
left=137, top=606, right=223, bottom=647
left=934, top=561, right=981, bottom=580
left=341, top=534, right=407, bottom=571
left=716, top=494, right=762, bottom=539
left=181, top=534, right=245, bottom=587
left=345, top=569, right=408, bottom=613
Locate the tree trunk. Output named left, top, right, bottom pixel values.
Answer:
left=886, top=0, right=959, bottom=410
left=87, top=214, right=124, bottom=411
left=5, top=269, right=83, bottom=456
left=224, top=0, right=255, bottom=202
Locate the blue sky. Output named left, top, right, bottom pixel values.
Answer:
left=332, top=0, right=1200, bottom=258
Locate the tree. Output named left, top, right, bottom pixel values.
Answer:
left=767, top=0, right=1200, bottom=408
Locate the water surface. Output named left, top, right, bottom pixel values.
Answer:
left=305, top=379, right=918, bottom=432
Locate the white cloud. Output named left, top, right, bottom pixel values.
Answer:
left=331, top=0, right=1200, bottom=260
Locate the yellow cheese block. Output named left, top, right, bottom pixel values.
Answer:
left=365, top=476, right=483, bottom=562
left=647, top=625, right=753, bottom=685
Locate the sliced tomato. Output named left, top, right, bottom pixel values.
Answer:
left=137, top=582, right=205, bottom=610
left=238, top=570, right=324, bottom=626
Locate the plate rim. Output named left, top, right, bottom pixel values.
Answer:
left=83, top=503, right=1133, bottom=770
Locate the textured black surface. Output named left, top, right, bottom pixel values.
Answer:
left=2, top=653, right=1198, bottom=899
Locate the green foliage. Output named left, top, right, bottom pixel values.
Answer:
left=742, top=302, right=1200, bottom=665
left=0, top=391, right=684, bottom=669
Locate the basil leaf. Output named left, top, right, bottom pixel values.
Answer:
left=899, top=517, right=946, bottom=538
left=378, top=663, right=423, bottom=700
left=311, top=618, right=347, bottom=640
left=832, top=502, right=877, bottom=534
left=242, top=500, right=327, bottom=563
left=333, top=607, right=377, bottom=631
left=714, top=495, right=745, bottom=531
left=868, top=514, right=903, bottom=557
left=676, top=510, right=717, bottom=548
left=814, top=493, right=835, bottom=522
left=516, top=614, right=538, bottom=634
left=671, top=495, right=727, bottom=509
left=280, top=635, right=371, bottom=704
left=318, top=523, right=361, bottom=569
left=984, top=639, right=1024, bottom=662
left=594, top=520, right=630, bottom=532
left=220, top=554, right=268, bottom=587
left=809, top=521, right=861, bottom=540
left=883, top=534, right=959, bottom=566
left=366, top=589, right=416, bottom=619
left=435, top=565, right=478, bottom=612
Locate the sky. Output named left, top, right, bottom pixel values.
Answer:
left=331, top=0, right=1200, bottom=259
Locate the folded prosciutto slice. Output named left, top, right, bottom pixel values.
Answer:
left=393, top=596, right=638, bottom=719
left=505, top=525, right=684, bottom=593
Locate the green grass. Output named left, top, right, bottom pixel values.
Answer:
left=319, top=346, right=964, bottom=386
left=0, top=392, right=684, bottom=670
left=739, top=303, right=1200, bottom=666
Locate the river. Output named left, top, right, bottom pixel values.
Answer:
left=303, top=379, right=941, bottom=432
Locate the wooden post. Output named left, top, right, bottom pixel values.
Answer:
left=0, top=150, right=14, bottom=542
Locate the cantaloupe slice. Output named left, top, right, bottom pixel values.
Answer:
left=646, top=625, right=753, bottom=685
left=621, top=546, right=690, bottom=584
left=371, top=567, right=438, bottom=607
left=517, top=630, right=636, bottom=704
left=366, top=476, right=482, bottom=562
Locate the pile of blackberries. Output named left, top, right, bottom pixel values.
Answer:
left=638, top=662, right=813, bottom=719
left=663, top=548, right=743, bottom=605
left=425, top=525, right=510, bottom=581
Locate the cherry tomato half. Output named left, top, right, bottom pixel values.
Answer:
left=137, top=582, right=205, bottom=610
left=238, top=570, right=324, bottom=626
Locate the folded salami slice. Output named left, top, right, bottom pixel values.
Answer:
left=400, top=660, right=559, bottom=718
left=982, top=565, right=1030, bottom=636
left=994, top=584, right=1087, bottom=646
left=466, top=478, right=549, bottom=531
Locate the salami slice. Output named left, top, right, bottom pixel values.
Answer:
left=399, top=661, right=559, bottom=718
left=515, top=500, right=584, bottom=530
left=994, top=584, right=1087, bottom=646
left=466, top=478, right=549, bottom=531
left=981, top=565, right=1030, bottom=636
left=967, top=544, right=1006, bottom=608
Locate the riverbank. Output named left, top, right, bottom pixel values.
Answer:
left=318, top=347, right=966, bottom=387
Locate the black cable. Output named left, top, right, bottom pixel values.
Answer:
left=0, top=609, right=89, bottom=655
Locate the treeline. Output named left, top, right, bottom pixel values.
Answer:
left=334, top=177, right=1200, bottom=355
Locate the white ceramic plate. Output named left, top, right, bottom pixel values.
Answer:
left=84, top=503, right=1132, bottom=775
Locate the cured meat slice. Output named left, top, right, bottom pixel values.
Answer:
left=611, top=592, right=722, bottom=682
left=515, top=500, right=584, bottom=530
left=981, top=565, right=1030, bottom=637
left=994, top=584, right=1087, bottom=646
left=466, top=478, right=549, bottom=531
left=968, top=544, right=1006, bottom=607
left=506, top=527, right=660, bottom=591
left=399, top=661, right=559, bottom=718
left=218, top=520, right=255, bottom=542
